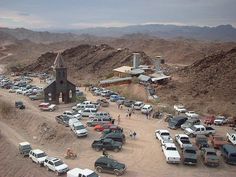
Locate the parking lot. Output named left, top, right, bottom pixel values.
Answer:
left=0, top=75, right=236, bottom=177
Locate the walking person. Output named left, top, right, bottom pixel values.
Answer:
left=129, top=130, right=133, bottom=139
left=117, top=114, right=121, bottom=125
left=133, top=131, right=137, bottom=139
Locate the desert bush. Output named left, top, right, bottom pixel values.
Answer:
left=0, top=100, right=12, bottom=116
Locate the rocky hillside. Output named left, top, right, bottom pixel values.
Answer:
left=23, top=44, right=152, bottom=81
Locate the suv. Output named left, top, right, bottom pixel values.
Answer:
left=15, top=101, right=25, bottom=109
left=80, top=108, right=97, bottom=117
left=168, top=116, right=188, bottom=129
left=221, top=144, right=236, bottom=165
left=19, top=142, right=32, bottom=157
left=67, top=168, right=99, bottom=177
left=92, top=138, right=122, bottom=152
left=94, top=156, right=126, bottom=176
left=44, top=157, right=69, bottom=175
left=181, top=118, right=201, bottom=130
left=70, top=122, right=88, bottom=137
left=141, top=104, right=153, bottom=114
left=29, top=149, right=47, bottom=166
left=87, top=117, right=114, bottom=127
left=133, top=101, right=144, bottom=110
left=101, top=132, right=126, bottom=144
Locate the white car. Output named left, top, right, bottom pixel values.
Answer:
left=63, top=111, right=81, bottom=119
left=174, top=105, right=187, bottom=113
left=155, top=129, right=173, bottom=145
left=214, top=116, right=228, bottom=125
left=162, top=143, right=181, bottom=164
left=133, top=101, right=144, bottom=110
left=67, top=168, right=99, bottom=177
left=79, top=108, right=97, bottom=117
left=185, top=111, right=199, bottom=118
left=69, top=118, right=80, bottom=127
left=44, top=157, right=69, bottom=175
left=141, top=104, right=153, bottom=114
left=70, top=122, right=88, bottom=137
left=29, top=149, right=47, bottom=166
left=175, top=134, right=192, bottom=149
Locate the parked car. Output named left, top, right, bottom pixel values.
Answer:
left=221, top=144, right=236, bottom=165
left=94, top=124, right=121, bottom=132
left=201, top=148, right=219, bottom=167
left=133, top=101, right=144, bottom=110
left=19, top=142, right=32, bottom=157
left=226, top=132, right=236, bottom=145
left=162, top=143, right=181, bottom=164
left=44, top=157, right=69, bottom=175
left=155, top=129, right=173, bottom=145
left=110, top=95, right=123, bottom=102
left=168, top=116, right=187, bottom=129
left=86, top=117, right=114, bottom=127
left=92, top=138, right=122, bottom=152
left=174, top=104, right=187, bottom=113
left=67, top=168, right=99, bottom=177
left=70, top=122, right=88, bottom=137
left=15, top=101, right=25, bottom=109
left=29, top=149, right=47, bottom=166
left=210, top=135, right=227, bottom=149
left=141, top=104, right=153, bottom=114
left=68, top=118, right=80, bottom=127
left=123, top=100, right=134, bottom=107
left=195, top=135, right=209, bottom=149
left=89, top=112, right=111, bottom=119
left=101, top=132, right=126, bottom=144
left=184, top=125, right=215, bottom=137
left=185, top=111, right=199, bottom=118
left=63, top=111, right=81, bottom=119
left=182, top=146, right=197, bottom=165
left=80, top=108, right=97, bottom=117
left=175, top=134, right=192, bottom=149
left=203, top=115, right=215, bottom=125
left=55, top=115, right=70, bottom=127
left=40, top=104, right=56, bottom=111
left=95, top=156, right=126, bottom=176
left=97, top=99, right=109, bottom=107
left=181, top=118, right=201, bottom=130
left=214, top=116, right=228, bottom=125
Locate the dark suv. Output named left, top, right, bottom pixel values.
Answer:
left=92, top=138, right=122, bottom=152
left=15, top=101, right=25, bottom=109
left=101, top=132, right=126, bottom=144
left=95, top=156, right=126, bottom=176
left=221, top=144, right=236, bottom=165
left=168, top=116, right=187, bottom=129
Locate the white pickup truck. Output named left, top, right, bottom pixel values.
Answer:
left=175, top=134, right=192, bottom=149
left=67, top=168, right=99, bottom=177
left=226, top=132, right=236, bottom=145
left=184, top=125, right=215, bottom=137
left=155, top=129, right=173, bottom=145
left=174, top=105, right=187, bottom=113
left=162, top=143, right=181, bottom=164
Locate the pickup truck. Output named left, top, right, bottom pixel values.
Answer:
left=155, top=129, right=173, bottom=145
left=162, top=143, right=181, bottom=164
left=67, top=168, right=99, bottom=177
left=182, top=147, right=197, bottom=165
left=226, top=132, right=236, bottom=145
left=201, top=148, right=219, bottom=167
left=184, top=125, right=215, bottom=137
left=175, top=134, right=192, bottom=149
left=174, top=104, right=187, bottom=113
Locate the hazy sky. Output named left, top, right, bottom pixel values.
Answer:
left=0, top=0, right=236, bottom=29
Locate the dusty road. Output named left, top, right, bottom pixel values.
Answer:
left=0, top=85, right=236, bottom=177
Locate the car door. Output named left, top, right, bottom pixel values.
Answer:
left=48, top=161, right=54, bottom=171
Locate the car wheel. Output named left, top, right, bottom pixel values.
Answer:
left=95, top=147, right=101, bottom=152
left=96, top=166, right=102, bottom=173
left=114, top=169, right=121, bottom=176
left=114, top=148, right=120, bottom=152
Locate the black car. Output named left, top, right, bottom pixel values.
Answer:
left=95, top=156, right=126, bottom=176
left=196, top=135, right=209, bottom=149
left=55, top=115, right=70, bottom=127
left=221, top=144, right=236, bottom=165
left=15, top=101, right=25, bottom=109
left=101, top=132, right=126, bottom=144
left=123, top=100, right=135, bottom=107
left=168, top=116, right=187, bottom=129
left=92, top=138, right=122, bottom=152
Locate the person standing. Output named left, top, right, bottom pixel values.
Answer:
left=133, top=131, right=137, bottom=139
left=117, top=115, right=121, bottom=125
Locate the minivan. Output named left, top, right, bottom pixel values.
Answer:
left=86, top=117, right=114, bottom=127
left=181, top=118, right=201, bottom=130
left=221, top=144, right=236, bottom=165
left=168, top=116, right=188, bottom=129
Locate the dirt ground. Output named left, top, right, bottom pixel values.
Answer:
left=0, top=83, right=236, bottom=177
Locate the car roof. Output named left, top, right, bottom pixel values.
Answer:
left=73, top=122, right=83, bottom=126
left=46, top=157, right=60, bottom=161
left=32, top=149, right=44, bottom=154
left=19, top=142, right=30, bottom=146
left=176, top=134, right=188, bottom=137
left=194, top=125, right=204, bottom=128
left=164, top=143, right=176, bottom=147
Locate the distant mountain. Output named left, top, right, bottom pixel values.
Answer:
left=0, top=27, right=78, bottom=43
left=75, top=24, right=236, bottom=42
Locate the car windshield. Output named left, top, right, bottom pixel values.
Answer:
left=190, top=126, right=197, bottom=131
left=22, top=145, right=31, bottom=149
left=75, top=125, right=85, bottom=130
left=54, top=160, right=63, bottom=166
left=161, top=133, right=170, bottom=136
left=207, top=151, right=217, bottom=156
left=185, top=149, right=196, bottom=154
left=87, top=172, right=99, bottom=177
left=167, top=147, right=176, bottom=151
left=38, top=152, right=47, bottom=158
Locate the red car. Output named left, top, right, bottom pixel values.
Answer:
left=94, top=124, right=120, bottom=132
left=203, top=115, right=215, bottom=125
